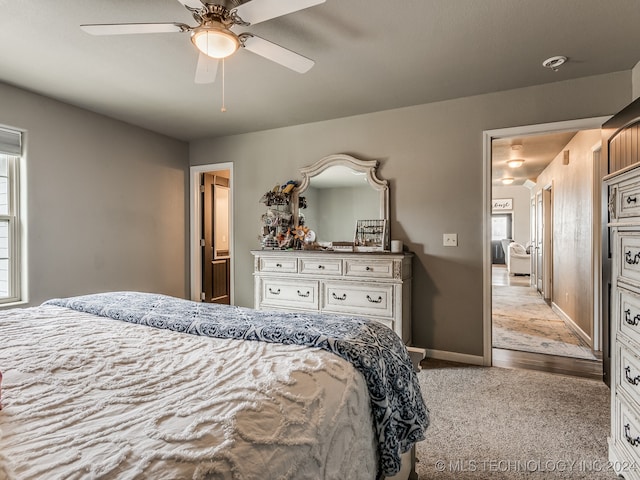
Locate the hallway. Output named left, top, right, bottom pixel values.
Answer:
left=491, top=265, right=602, bottom=379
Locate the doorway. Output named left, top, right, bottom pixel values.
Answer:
left=482, top=117, right=610, bottom=376
left=190, top=163, right=234, bottom=304
left=202, top=171, right=231, bottom=304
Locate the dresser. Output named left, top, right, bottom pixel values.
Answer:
left=251, top=250, right=413, bottom=345
left=606, top=163, right=640, bottom=479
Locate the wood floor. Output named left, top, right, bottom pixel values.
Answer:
left=492, top=348, right=603, bottom=380
left=491, top=265, right=603, bottom=380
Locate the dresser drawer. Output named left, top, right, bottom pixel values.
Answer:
left=619, top=234, right=640, bottom=287
left=619, top=343, right=640, bottom=408
left=344, top=258, right=395, bottom=278
left=614, top=396, right=640, bottom=471
left=259, top=279, right=319, bottom=309
left=258, top=256, right=298, bottom=273
left=299, top=258, right=342, bottom=276
left=322, top=282, right=393, bottom=318
left=619, top=289, right=640, bottom=346
left=615, top=179, right=640, bottom=222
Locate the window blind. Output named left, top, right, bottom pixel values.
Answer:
left=0, top=128, right=21, bottom=156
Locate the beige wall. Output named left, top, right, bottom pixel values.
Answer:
left=534, top=129, right=601, bottom=340
left=190, top=71, right=632, bottom=357
left=0, top=82, right=189, bottom=306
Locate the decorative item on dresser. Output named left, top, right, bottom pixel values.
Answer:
left=605, top=162, right=640, bottom=480
left=253, top=153, right=425, bottom=371
left=252, top=250, right=413, bottom=344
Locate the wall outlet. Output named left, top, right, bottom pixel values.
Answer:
left=443, top=233, right=458, bottom=247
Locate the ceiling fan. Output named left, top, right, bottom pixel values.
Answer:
left=80, top=0, right=325, bottom=84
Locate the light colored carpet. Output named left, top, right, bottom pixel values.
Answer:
left=415, top=361, right=616, bottom=479
left=492, top=285, right=596, bottom=360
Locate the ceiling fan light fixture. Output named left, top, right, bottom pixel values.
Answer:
left=191, top=26, right=239, bottom=59
left=501, top=177, right=514, bottom=185
left=506, top=159, right=525, bottom=168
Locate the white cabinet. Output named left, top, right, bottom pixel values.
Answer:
left=251, top=250, right=413, bottom=344
left=606, top=164, right=640, bottom=479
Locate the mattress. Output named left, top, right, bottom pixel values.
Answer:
left=0, top=304, right=378, bottom=479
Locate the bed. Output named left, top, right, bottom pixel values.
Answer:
left=0, top=291, right=428, bottom=480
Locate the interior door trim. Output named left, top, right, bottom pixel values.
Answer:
left=482, top=116, right=611, bottom=367
left=189, top=162, right=234, bottom=304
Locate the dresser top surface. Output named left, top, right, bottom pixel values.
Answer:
left=251, top=249, right=413, bottom=258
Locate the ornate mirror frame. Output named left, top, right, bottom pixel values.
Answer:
left=295, top=153, right=389, bottom=247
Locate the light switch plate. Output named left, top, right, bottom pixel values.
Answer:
left=443, top=233, right=458, bottom=247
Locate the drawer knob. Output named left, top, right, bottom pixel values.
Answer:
left=624, top=424, right=640, bottom=447
left=366, top=295, right=383, bottom=303
left=318, top=265, right=325, bottom=269
left=627, top=195, right=638, bottom=205
left=297, top=290, right=310, bottom=298
left=365, top=266, right=371, bottom=271
left=276, top=263, right=282, bottom=268
left=625, top=366, right=640, bottom=385
left=268, top=288, right=281, bottom=295
left=625, top=309, right=640, bottom=326
left=625, top=250, right=640, bottom=265
left=332, top=292, right=347, bottom=301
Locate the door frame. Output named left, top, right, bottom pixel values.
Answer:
left=591, top=143, right=603, bottom=351
left=541, top=184, right=553, bottom=300
left=482, top=116, right=610, bottom=366
left=535, top=189, right=543, bottom=293
left=189, top=162, right=234, bottom=303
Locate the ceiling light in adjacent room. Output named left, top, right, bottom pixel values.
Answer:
left=501, top=177, right=514, bottom=185
left=191, top=25, right=239, bottom=59
left=506, top=159, right=525, bottom=168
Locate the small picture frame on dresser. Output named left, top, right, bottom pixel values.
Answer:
left=354, top=219, right=388, bottom=252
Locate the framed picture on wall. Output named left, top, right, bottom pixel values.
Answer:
left=492, top=198, right=513, bottom=211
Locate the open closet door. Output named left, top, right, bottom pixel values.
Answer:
left=601, top=96, right=640, bottom=386
left=202, top=172, right=231, bottom=304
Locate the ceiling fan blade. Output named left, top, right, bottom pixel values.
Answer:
left=175, top=0, right=204, bottom=8
left=242, top=35, right=314, bottom=73
left=234, top=0, right=325, bottom=25
left=80, top=23, right=189, bottom=35
left=195, top=52, right=219, bottom=84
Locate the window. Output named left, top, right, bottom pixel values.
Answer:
left=0, top=127, right=22, bottom=303
left=491, top=213, right=512, bottom=241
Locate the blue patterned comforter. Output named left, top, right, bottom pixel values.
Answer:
left=44, top=291, right=429, bottom=477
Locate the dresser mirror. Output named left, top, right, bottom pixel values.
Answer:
left=295, top=154, right=389, bottom=248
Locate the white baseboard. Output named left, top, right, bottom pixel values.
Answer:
left=551, top=302, right=592, bottom=347
left=425, top=348, right=484, bottom=366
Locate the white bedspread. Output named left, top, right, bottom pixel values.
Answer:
left=0, top=305, right=377, bottom=480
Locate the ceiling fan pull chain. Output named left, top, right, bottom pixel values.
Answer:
left=221, top=58, right=227, bottom=113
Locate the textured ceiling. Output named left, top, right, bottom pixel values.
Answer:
left=1, top=0, right=640, bottom=141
